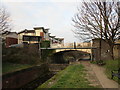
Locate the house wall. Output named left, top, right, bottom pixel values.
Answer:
left=18, top=29, right=44, bottom=44
left=35, top=28, right=43, bottom=36
left=40, top=32, right=44, bottom=40
left=45, top=33, right=49, bottom=40
left=18, top=32, right=35, bottom=44
left=18, top=33, right=23, bottom=44
left=35, top=28, right=47, bottom=40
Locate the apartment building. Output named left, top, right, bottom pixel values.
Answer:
left=18, top=27, right=49, bottom=44
left=18, top=27, right=64, bottom=47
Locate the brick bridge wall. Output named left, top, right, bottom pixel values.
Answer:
left=92, top=39, right=112, bottom=60
left=114, top=44, right=120, bottom=59
left=92, top=39, right=120, bottom=60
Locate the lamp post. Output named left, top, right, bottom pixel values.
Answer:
left=74, top=42, right=76, bottom=49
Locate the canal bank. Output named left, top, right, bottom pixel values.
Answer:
left=2, top=63, right=50, bottom=89
left=2, top=63, right=69, bottom=89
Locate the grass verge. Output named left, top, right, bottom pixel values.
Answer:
left=104, top=59, right=120, bottom=84
left=37, top=64, right=96, bottom=88
left=2, top=62, right=32, bottom=74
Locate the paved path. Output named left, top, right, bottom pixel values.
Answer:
left=80, top=61, right=120, bottom=88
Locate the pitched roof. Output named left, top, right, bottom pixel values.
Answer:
left=50, top=35, right=55, bottom=38
left=33, top=27, right=44, bottom=30
left=2, top=31, right=17, bottom=35
left=18, top=27, right=50, bottom=34
left=55, top=38, right=64, bottom=41
left=18, top=29, right=34, bottom=34
left=44, top=28, right=49, bottom=33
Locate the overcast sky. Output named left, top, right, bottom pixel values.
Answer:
left=1, top=0, right=85, bottom=43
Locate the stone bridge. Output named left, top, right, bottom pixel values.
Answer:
left=40, top=47, right=95, bottom=54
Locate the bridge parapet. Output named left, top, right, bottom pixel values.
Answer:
left=55, top=49, right=91, bottom=53
left=51, top=43, right=64, bottom=48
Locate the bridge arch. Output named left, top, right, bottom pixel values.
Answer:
left=50, top=50, right=91, bottom=64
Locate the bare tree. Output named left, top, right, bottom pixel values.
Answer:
left=0, top=6, right=11, bottom=34
left=72, top=0, right=120, bottom=60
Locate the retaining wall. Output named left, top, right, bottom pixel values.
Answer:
left=2, top=63, right=49, bottom=88
left=49, top=64, right=69, bottom=72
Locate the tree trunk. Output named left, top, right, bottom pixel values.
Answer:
left=99, top=38, right=102, bottom=61
left=109, top=44, right=114, bottom=60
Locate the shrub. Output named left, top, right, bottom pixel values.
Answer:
left=2, top=47, right=41, bottom=65
left=41, top=40, right=50, bottom=48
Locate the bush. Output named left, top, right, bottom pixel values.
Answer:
left=96, top=60, right=106, bottom=66
left=41, top=40, right=50, bottom=48
left=2, top=47, right=41, bottom=65
left=41, top=49, right=55, bottom=62
left=90, top=61, right=97, bottom=64
left=40, top=40, right=55, bottom=62
left=105, top=60, right=119, bottom=72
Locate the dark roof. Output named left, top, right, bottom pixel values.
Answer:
left=34, top=27, right=50, bottom=33
left=2, top=31, right=10, bottom=35
left=2, top=31, right=17, bottom=35
left=50, top=36, right=55, bottom=38
left=18, top=27, right=50, bottom=34
left=18, top=29, right=34, bottom=34
left=55, top=38, right=64, bottom=41
left=26, top=30, right=34, bottom=33
left=58, top=38, right=64, bottom=40
left=44, top=28, right=49, bottom=33
left=33, top=27, right=44, bottom=30
left=23, top=35, right=42, bottom=38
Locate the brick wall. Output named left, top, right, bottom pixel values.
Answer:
left=92, top=39, right=112, bottom=60
left=114, top=44, right=120, bottom=59
left=6, top=37, right=18, bottom=48
left=92, top=39, right=120, bottom=60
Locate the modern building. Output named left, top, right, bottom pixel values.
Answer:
left=18, top=27, right=64, bottom=47
left=18, top=27, right=49, bottom=44
left=49, top=34, right=64, bottom=48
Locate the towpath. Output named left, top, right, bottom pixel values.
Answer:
left=80, top=61, right=120, bottom=88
